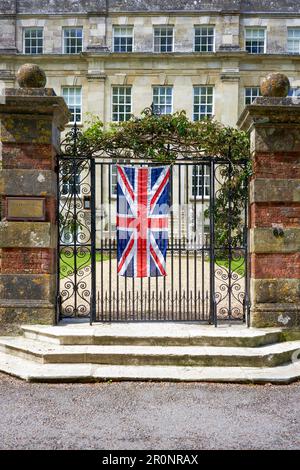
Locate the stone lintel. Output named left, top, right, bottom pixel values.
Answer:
left=237, top=97, right=300, bottom=134
left=0, top=170, right=56, bottom=197
left=250, top=179, right=300, bottom=204
left=0, top=222, right=55, bottom=248
left=250, top=228, right=300, bottom=253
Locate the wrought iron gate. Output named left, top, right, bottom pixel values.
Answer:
left=57, top=128, right=250, bottom=325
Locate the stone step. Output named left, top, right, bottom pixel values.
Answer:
left=1, top=336, right=300, bottom=368
left=1, top=351, right=300, bottom=384
left=21, top=324, right=283, bottom=348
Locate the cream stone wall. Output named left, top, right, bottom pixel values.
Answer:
left=0, top=12, right=300, bottom=129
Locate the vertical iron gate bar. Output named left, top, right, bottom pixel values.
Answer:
left=100, top=163, right=104, bottom=322
left=228, top=160, right=233, bottom=322
left=185, top=165, right=189, bottom=320
left=90, top=158, right=96, bottom=324
left=73, top=158, right=78, bottom=316
left=193, top=164, right=197, bottom=320
left=201, top=163, right=205, bottom=321
left=178, top=164, right=182, bottom=321
left=209, top=160, right=216, bottom=326
left=56, top=157, right=61, bottom=323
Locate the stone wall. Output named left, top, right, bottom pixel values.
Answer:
left=238, top=96, right=300, bottom=328
left=0, top=85, right=69, bottom=334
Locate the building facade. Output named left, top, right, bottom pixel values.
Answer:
left=1, top=1, right=300, bottom=127
left=1, top=0, right=300, bottom=243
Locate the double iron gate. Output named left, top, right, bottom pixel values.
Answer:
left=57, top=133, right=250, bottom=325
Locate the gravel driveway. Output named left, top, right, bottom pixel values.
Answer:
left=0, top=373, right=299, bottom=450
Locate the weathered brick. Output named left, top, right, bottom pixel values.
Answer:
left=1, top=143, right=55, bottom=170
left=253, top=152, right=300, bottom=179
left=0, top=248, right=55, bottom=274
left=251, top=253, right=300, bottom=279
left=250, top=203, right=300, bottom=227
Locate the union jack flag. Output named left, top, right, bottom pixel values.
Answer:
left=117, top=165, right=170, bottom=278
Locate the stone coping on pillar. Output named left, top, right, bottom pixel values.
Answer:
left=0, top=88, right=70, bottom=131
left=237, top=97, right=300, bottom=133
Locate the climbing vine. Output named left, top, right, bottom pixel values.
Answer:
left=63, top=109, right=251, bottom=247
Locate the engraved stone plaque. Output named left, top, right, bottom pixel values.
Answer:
left=6, top=197, right=46, bottom=221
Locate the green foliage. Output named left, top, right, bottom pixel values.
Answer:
left=60, top=251, right=107, bottom=279
left=78, top=109, right=249, bottom=164
left=211, top=160, right=252, bottom=249
left=64, top=109, right=251, bottom=247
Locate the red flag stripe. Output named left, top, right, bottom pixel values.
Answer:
left=137, top=168, right=148, bottom=277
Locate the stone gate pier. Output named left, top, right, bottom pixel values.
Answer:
left=238, top=73, right=300, bottom=328
left=0, top=64, right=69, bottom=334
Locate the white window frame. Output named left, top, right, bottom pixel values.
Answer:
left=63, top=27, right=83, bottom=54
left=287, top=27, right=300, bottom=54
left=113, top=25, right=134, bottom=52
left=152, top=86, right=173, bottom=115
left=194, top=25, right=215, bottom=52
left=23, top=27, right=44, bottom=54
left=111, top=86, right=132, bottom=122
left=244, top=87, right=261, bottom=105
left=61, top=171, right=81, bottom=197
left=191, top=165, right=210, bottom=199
left=153, top=26, right=174, bottom=53
left=245, top=27, right=266, bottom=54
left=62, top=86, right=82, bottom=124
left=193, top=86, right=214, bottom=121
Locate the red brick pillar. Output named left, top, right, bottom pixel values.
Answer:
left=0, top=65, right=69, bottom=334
left=238, top=79, right=300, bottom=328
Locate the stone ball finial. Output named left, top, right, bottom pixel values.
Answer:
left=16, top=63, right=47, bottom=88
left=260, top=72, right=290, bottom=98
